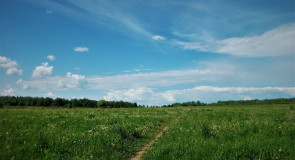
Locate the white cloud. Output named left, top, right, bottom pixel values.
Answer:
left=1, top=88, right=15, bottom=96
left=66, top=72, right=85, bottom=79
left=103, top=86, right=295, bottom=105
left=152, top=35, right=166, bottom=40
left=241, top=95, right=253, bottom=100
left=47, top=55, right=55, bottom=61
left=44, top=92, right=55, bottom=97
left=0, top=56, right=18, bottom=68
left=123, top=64, right=152, bottom=73
left=0, top=56, right=23, bottom=75
left=175, top=41, right=209, bottom=52
left=16, top=58, right=295, bottom=104
left=56, top=72, right=87, bottom=89
left=18, top=67, right=227, bottom=91
left=160, top=86, right=295, bottom=104
left=21, top=72, right=86, bottom=90
left=68, top=1, right=152, bottom=37
left=46, top=9, right=53, bottom=14
left=175, top=23, right=295, bottom=57
left=6, top=68, right=23, bottom=75
left=74, top=47, right=88, bottom=52
left=216, top=23, right=295, bottom=57
left=104, top=88, right=154, bottom=102
left=16, top=79, right=23, bottom=85
left=87, top=69, right=228, bottom=90
left=32, top=62, right=53, bottom=78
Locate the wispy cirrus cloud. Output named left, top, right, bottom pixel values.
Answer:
left=123, top=64, right=152, bottom=73
left=87, top=69, right=228, bottom=90
left=216, top=23, right=295, bottom=57
left=175, top=23, right=295, bottom=57
left=28, top=0, right=152, bottom=38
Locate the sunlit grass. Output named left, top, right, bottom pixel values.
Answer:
left=0, top=107, right=179, bottom=159
left=1, top=105, right=294, bottom=159
left=143, top=105, right=295, bottom=159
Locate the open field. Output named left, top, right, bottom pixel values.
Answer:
left=0, top=107, right=180, bottom=159
left=1, top=104, right=295, bottom=159
left=143, top=105, right=295, bottom=159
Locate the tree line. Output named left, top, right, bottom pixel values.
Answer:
left=0, top=96, right=137, bottom=108
left=0, top=96, right=294, bottom=108
left=208, top=98, right=295, bottom=106
left=161, top=98, right=295, bottom=107
left=162, top=101, right=207, bottom=107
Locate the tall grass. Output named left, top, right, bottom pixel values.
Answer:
left=143, top=105, right=295, bottom=159
left=0, top=107, right=179, bottom=159
left=1, top=105, right=294, bottom=159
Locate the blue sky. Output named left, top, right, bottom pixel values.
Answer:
left=1, top=0, right=295, bottom=105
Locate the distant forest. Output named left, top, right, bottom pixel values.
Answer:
left=0, top=96, right=294, bottom=108
left=0, top=96, right=137, bottom=108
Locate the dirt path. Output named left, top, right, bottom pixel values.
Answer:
left=131, top=109, right=189, bottom=160
left=131, top=126, right=169, bottom=160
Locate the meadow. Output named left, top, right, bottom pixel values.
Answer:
left=1, top=104, right=294, bottom=159
left=143, top=104, right=295, bottom=159
left=0, top=107, right=180, bottom=159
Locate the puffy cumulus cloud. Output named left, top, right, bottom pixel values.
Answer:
left=47, top=55, right=55, bottom=61
left=21, top=72, right=87, bottom=90
left=66, top=72, right=85, bottom=79
left=74, top=47, right=88, bottom=52
left=103, top=88, right=155, bottom=102
left=152, top=35, right=166, bottom=40
left=57, top=72, right=87, bottom=89
left=32, top=62, right=53, bottom=78
left=0, top=56, right=17, bottom=68
left=44, top=92, right=55, bottom=97
left=1, top=88, right=15, bottom=96
left=6, top=67, right=23, bottom=75
left=0, top=56, right=23, bottom=75
left=16, top=79, right=28, bottom=89
left=16, top=79, right=23, bottom=85
left=103, top=88, right=175, bottom=106
left=216, top=23, right=295, bottom=57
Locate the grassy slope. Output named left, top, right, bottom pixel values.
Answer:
left=0, top=107, right=179, bottom=160
left=143, top=104, right=295, bottom=159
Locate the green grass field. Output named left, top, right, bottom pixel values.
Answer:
left=0, top=107, right=180, bottom=159
left=143, top=105, right=295, bottom=160
left=1, top=105, right=294, bottom=159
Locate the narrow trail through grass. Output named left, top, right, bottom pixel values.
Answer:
left=131, top=108, right=188, bottom=160
left=131, top=126, right=169, bottom=160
